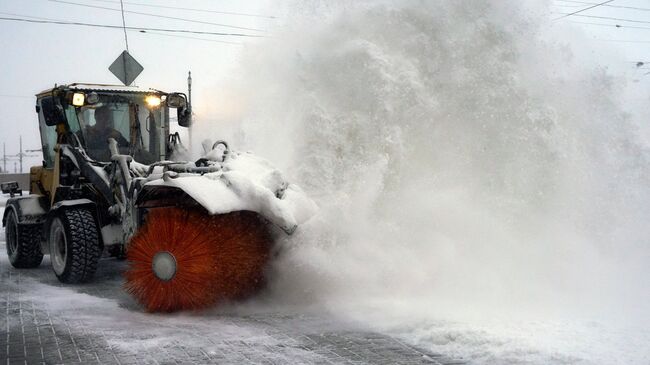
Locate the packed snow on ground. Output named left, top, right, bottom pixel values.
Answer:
left=1, top=257, right=350, bottom=364
left=333, top=304, right=650, bottom=365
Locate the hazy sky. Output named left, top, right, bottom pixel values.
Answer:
left=0, top=0, right=274, bottom=172
left=1, top=0, right=650, bottom=172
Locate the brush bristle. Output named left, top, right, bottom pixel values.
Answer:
left=124, top=207, right=272, bottom=312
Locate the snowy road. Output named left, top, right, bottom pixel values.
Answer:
left=0, top=228, right=463, bottom=365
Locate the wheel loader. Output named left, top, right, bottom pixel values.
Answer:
left=2, top=83, right=315, bottom=312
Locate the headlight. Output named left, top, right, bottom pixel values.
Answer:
left=145, top=95, right=162, bottom=108
left=72, top=93, right=85, bottom=106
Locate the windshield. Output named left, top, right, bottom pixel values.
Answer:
left=67, top=92, right=168, bottom=164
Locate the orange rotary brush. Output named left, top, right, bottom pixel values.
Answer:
left=124, top=207, right=272, bottom=312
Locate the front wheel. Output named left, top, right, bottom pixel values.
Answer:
left=49, top=208, right=101, bottom=283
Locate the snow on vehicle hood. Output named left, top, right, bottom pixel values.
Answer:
left=144, top=149, right=317, bottom=234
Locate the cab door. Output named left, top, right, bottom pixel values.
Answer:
left=31, top=97, right=59, bottom=200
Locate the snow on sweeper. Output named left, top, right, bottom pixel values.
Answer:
left=1, top=83, right=315, bottom=312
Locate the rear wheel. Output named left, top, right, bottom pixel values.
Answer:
left=5, top=211, right=44, bottom=268
left=124, top=207, right=272, bottom=312
left=48, top=208, right=101, bottom=283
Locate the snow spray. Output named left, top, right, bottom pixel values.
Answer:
left=196, top=0, right=650, bottom=361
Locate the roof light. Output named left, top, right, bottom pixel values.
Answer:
left=72, top=92, right=85, bottom=107
left=145, top=95, right=161, bottom=108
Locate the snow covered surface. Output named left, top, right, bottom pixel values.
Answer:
left=146, top=148, right=317, bottom=233
left=333, top=303, right=650, bottom=365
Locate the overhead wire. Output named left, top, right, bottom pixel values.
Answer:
left=0, top=16, right=263, bottom=37
left=556, top=13, right=650, bottom=24
left=0, top=94, right=33, bottom=99
left=553, top=0, right=614, bottom=20
left=598, top=39, right=650, bottom=44
left=556, top=0, right=650, bottom=12
left=86, top=0, right=277, bottom=19
left=135, top=30, right=243, bottom=45
left=47, top=0, right=264, bottom=32
left=568, top=20, right=650, bottom=31
left=0, top=12, right=248, bottom=44
left=0, top=11, right=60, bottom=22
left=119, top=0, right=129, bottom=51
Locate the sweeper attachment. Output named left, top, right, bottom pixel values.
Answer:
left=2, top=84, right=315, bottom=312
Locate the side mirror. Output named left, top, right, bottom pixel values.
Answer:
left=167, top=93, right=191, bottom=127
left=1, top=181, right=22, bottom=198
left=177, top=107, right=192, bottom=127
left=40, top=95, right=67, bottom=126
left=166, top=93, right=186, bottom=108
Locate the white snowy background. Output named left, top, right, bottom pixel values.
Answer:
left=2, top=1, right=650, bottom=364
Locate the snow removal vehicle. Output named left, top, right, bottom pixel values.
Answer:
left=2, top=83, right=315, bottom=311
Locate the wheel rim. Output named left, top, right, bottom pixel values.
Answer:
left=50, top=221, right=67, bottom=276
left=6, top=214, right=18, bottom=255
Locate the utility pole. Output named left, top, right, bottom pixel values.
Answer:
left=187, top=70, right=193, bottom=152
left=188, top=71, right=192, bottom=114
left=19, top=135, right=22, bottom=174
left=2, top=142, right=5, bottom=173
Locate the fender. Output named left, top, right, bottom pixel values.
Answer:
left=50, top=198, right=96, bottom=211
left=1, top=195, right=49, bottom=227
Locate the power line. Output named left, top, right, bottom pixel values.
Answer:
left=0, top=16, right=262, bottom=38
left=0, top=94, right=32, bottom=99
left=556, top=0, right=650, bottom=12
left=569, top=20, right=650, bottom=31
left=87, top=0, right=277, bottom=19
left=598, top=39, right=650, bottom=44
left=0, top=11, right=251, bottom=43
left=568, top=20, right=621, bottom=27
left=553, top=0, right=614, bottom=21
left=136, top=30, right=243, bottom=46
left=0, top=11, right=60, bottom=22
left=119, top=0, right=129, bottom=51
left=558, top=13, right=650, bottom=25
left=554, top=4, right=588, bottom=8
left=48, top=0, right=264, bottom=32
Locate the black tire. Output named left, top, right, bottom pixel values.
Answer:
left=5, top=211, right=44, bottom=268
left=48, top=208, right=101, bottom=283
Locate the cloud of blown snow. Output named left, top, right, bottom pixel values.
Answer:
left=197, top=0, right=650, bottom=326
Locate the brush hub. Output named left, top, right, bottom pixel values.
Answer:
left=152, top=251, right=177, bottom=281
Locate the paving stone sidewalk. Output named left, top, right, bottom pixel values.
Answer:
left=0, top=243, right=466, bottom=365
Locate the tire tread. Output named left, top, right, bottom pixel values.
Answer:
left=57, top=208, right=101, bottom=283
left=6, top=213, right=43, bottom=269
